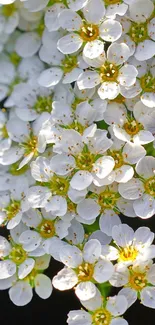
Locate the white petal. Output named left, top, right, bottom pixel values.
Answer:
left=50, top=154, right=75, bottom=175
left=118, top=288, right=137, bottom=308
left=83, top=0, right=105, bottom=24
left=133, top=194, right=155, bottom=219
left=60, top=245, right=82, bottom=268
left=93, top=260, right=114, bottom=283
left=77, top=198, right=100, bottom=220
left=70, top=171, right=93, bottom=190
left=52, top=267, right=78, bottom=290
left=83, top=239, right=102, bottom=264
left=135, top=40, right=155, bottom=61
left=19, top=230, right=42, bottom=252
left=0, top=260, right=16, bottom=279
left=112, top=224, right=134, bottom=247
left=118, top=178, right=144, bottom=200
left=98, top=82, right=120, bottom=100
left=15, top=32, right=41, bottom=58
left=45, top=196, right=67, bottom=216
left=135, top=156, right=155, bottom=178
left=118, top=65, right=137, bottom=87
left=110, top=318, right=128, bottom=325
left=27, top=186, right=51, bottom=208
left=83, top=40, right=104, bottom=59
left=141, top=287, right=155, bottom=308
left=123, top=142, right=146, bottom=164
left=107, top=42, right=130, bottom=65
left=100, top=20, right=122, bottom=42
left=35, top=274, right=53, bottom=299
left=93, top=156, right=115, bottom=179
left=57, top=33, right=82, bottom=54
left=77, top=71, right=100, bottom=89
left=18, top=258, right=35, bottom=280
left=75, top=281, right=96, bottom=301
left=67, top=310, right=92, bottom=325
left=114, top=165, right=134, bottom=184
left=99, top=211, right=121, bottom=236
left=9, top=281, right=33, bottom=306
left=38, top=68, right=63, bottom=87
left=107, top=295, right=128, bottom=316
left=59, top=10, right=82, bottom=31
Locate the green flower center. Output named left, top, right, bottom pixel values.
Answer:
left=1, top=125, right=8, bottom=138
left=144, top=176, right=155, bottom=196
left=77, top=263, right=94, bottom=281
left=9, top=246, right=27, bottom=265
left=92, top=309, right=111, bottom=325
left=98, top=191, right=119, bottom=210
left=9, top=52, right=21, bottom=66
left=109, top=150, right=124, bottom=169
left=21, top=134, right=38, bottom=157
left=100, top=62, right=119, bottom=82
left=2, top=4, right=15, bottom=17
left=68, top=121, right=85, bottom=134
left=38, top=219, right=55, bottom=238
left=80, top=24, right=99, bottom=42
left=49, top=175, right=69, bottom=196
left=140, top=73, right=155, bottom=93
left=4, top=200, right=20, bottom=220
left=9, top=161, right=29, bottom=176
left=34, top=96, right=52, bottom=114
left=129, top=271, right=147, bottom=291
left=119, top=246, right=138, bottom=262
left=123, top=119, right=143, bottom=135
left=104, top=0, right=122, bottom=4
left=75, top=151, right=95, bottom=171
left=61, top=56, right=77, bottom=73
left=129, top=22, right=148, bottom=43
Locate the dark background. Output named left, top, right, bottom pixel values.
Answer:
left=0, top=215, right=155, bottom=324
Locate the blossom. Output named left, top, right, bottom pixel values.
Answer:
left=53, top=239, right=114, bottom=300
left=110, top=260, right=155, bottom=309
left=77, top=43, right=138, bottom=100
left=67, top=292, right=129, bottom=325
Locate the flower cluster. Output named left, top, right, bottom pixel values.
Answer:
left=0, top=0, right=155, bottom=323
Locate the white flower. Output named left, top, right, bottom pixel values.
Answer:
left=8, top=254, right=52, bottom=306
left=67, top=292, right=129, bottom=325
left=118, top=156, right=155, bottom=218
left=21, top=208, right=71, bottom=250
left=110, top=260, right=155, bottom=309
left=53, top=239, right=114, bottom=300
left=104, top=224, right=155, bottom=266
left=77, top=182, right=136, bottom=236
left=51, top=128, right=114, bottom=190
left=57, top=8, right=122, bottom=59
left=104, top=101, right=154, bottom=144
left=0, top=115, right=47, bottom=169
left=120, top=0, right=155, bottom=61
left=78, top=43, right=138, bottom=100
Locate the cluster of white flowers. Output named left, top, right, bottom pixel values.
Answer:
left=0, top=0, right=155, bottom=323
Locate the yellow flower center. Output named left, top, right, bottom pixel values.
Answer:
left=129, top=271, right=147, bottom=291
left=75, top=151, right=95, bottom=171
left=140, top=73, right=155, bottom=93
left=144, top=176, right=155, bottom=196
left=38, top=219, right=55, bottom=238
left=21, top=134, right=38, bottom=157
left=109, top=150, right=124, bottom=169
left=92, top=308, right=111, bottom=325
left=110, top=94, right=126, bottom=104
left=98, top=191, right=119, bottom=210
left=104, top=0, right=122, bottom=4
left=119, top=246, right=138, bottom=262
left=123, top=120, right=143, bottom=135
left=1, top=125, right=8, bottom=138
left=77, top=263, right=94, bottom=281
left=49, top=175, right=69, bottom=196
left=4, top=200, right=20, bottom=220
left=80, top=24, right=99, bottom=42
left=68, top=121, right=85, bottom=134
left=129, top=22, right=148, bottom=44
left=61, top=55, right=78, bottom=73
left=2, top=4, right=15, bottom=17
left=100, top=62, right=119, bottom=82
left=9, top=246, right=27, bottom=265
left=34, top=96, right=52, bottom=114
